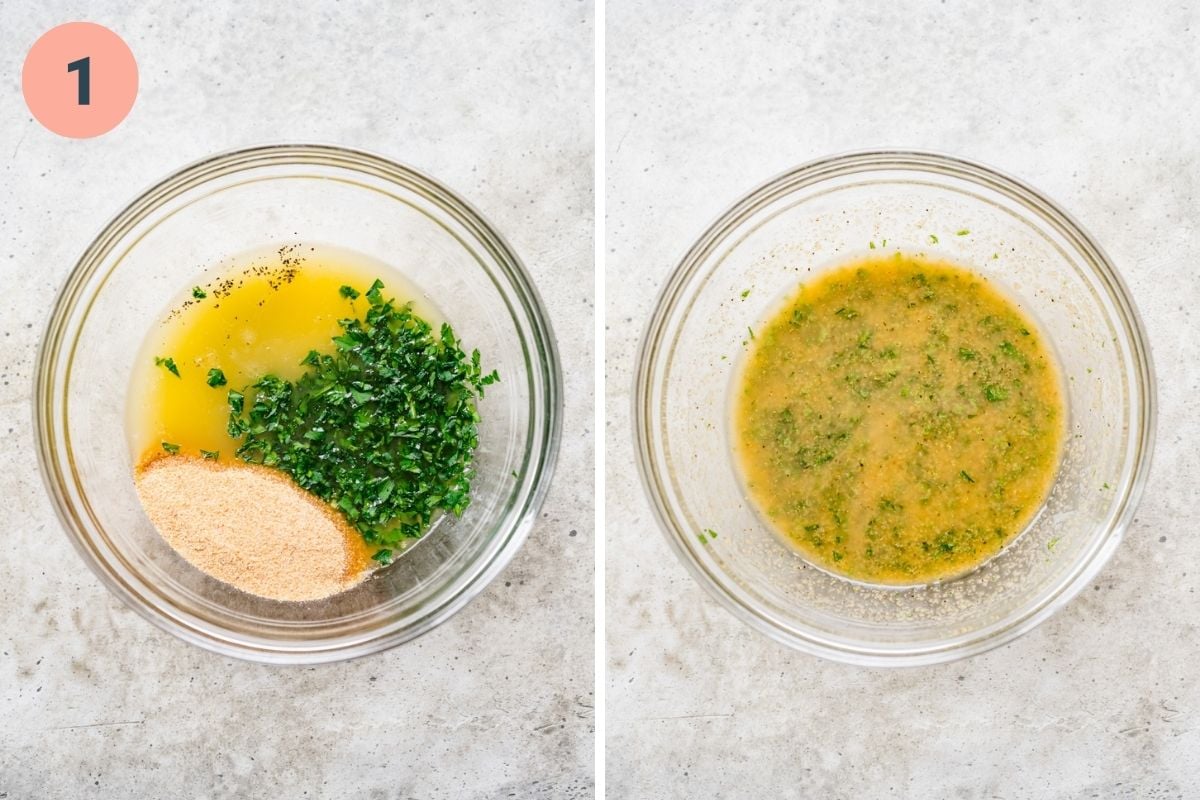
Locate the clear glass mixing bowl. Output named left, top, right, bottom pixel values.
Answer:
left=36, top=145, right=561, bottom=664
left=634, top=151, right=1155, bottom=666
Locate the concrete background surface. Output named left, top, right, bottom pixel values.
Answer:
left=606, top=2, right=1198, bottom=798
left=0, top=2, right=593, bottom=798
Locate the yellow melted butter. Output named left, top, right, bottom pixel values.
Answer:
left=127, top=244, right=441, bottom=465
left=733, top=255, right=1065, bottom=585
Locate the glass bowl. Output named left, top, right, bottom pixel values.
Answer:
left=36, top=144, right=561, bottom=664
left=634, top=150, right=1155, bottom=666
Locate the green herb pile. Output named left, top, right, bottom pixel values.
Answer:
left=225, top=279, right=497, bottom=564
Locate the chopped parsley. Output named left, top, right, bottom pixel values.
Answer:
left=161, top=441, right=181, bottom=454
left=929, top=234, right=939, bottom=244
left=206, top=368, right=227, bottom=387
left=154, top=356, right=181, bottom=378
left=200, top=449, right=219, bottom=460
left=225, top=280, right=498, bottom=547
left=192, top=286, right=207, bottom=299
left=339, top=285, right=360, bottom=300
left=365, top=279, right=384, bottom=305
left=956, top=229, right=970, bottom=236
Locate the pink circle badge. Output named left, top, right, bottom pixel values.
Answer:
left=22, top=22, right=138, bottom=139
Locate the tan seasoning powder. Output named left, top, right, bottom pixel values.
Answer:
left=135, top=456, right=373, bottom=601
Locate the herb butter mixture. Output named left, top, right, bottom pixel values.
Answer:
left=733, top=255, right=1064, bottom=584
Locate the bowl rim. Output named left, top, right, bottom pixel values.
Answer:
left=34, top=143, right=563, bottom=664
left=633, top=148, right=1157, bottom=666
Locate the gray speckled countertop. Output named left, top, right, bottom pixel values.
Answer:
left=0, top=1, right=593, bottom=797
left=606, top=1, right=1199, bottom=798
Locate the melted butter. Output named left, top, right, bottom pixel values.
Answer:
left=127, top=244, right=441, bottom=466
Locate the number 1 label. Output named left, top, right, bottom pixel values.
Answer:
left=67, top=56, right=90, bottom=105
left=22, top=22, right=137, bottom=137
